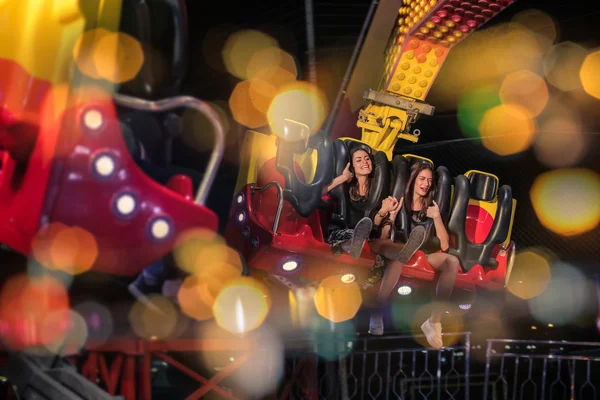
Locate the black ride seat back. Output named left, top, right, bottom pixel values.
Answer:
left=329, top=139, right=390, bottom=229
left=447, top=171, right=513, bottom=271
left=391, top=155, right=452, bottom=247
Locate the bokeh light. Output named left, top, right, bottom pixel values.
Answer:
left=579, top=50, right=600, bottom=100
left=228, top=326, right=285, bottom=398
left=247, top=46, right=297, bottom=82
left=31, top=223, right=98, bottom=275
left=74, top=301, right=114, bottom=348
left=529, top=263, right=595, bottom=326
left=457, top=85, right=501, bottom=140
left=499, top=70, right=548, bottom=117
left=512, top=10, right=558, bottom=53
left=93, top=31, right=145, bottom=83
left=479, top=104, right=536, bottom=155
left=73, top=28, right=112, bottom=79
left=506, top=248, right=552, bottom=299
left=129, top=295, right=178, bottom=340
left=534, top=115, right=587, bottom=168
left=229, top=80, right=269, bottom=128
left=222, top=29, right=278, bottom=80
left=53, top=0, right=82, bottom=24
left=309, top=316, right=356, bottom=361
left=267, top=81, right=328, bottom=138
left=313, top=275, right=362, bottom=323
left=172, top=229, right=227, bottom=274
left=42, top=309, right=88, bottom=355
left=213, top=277, right=271, bottom=334
left=530, top=169, right=600, bottom=236
left=249, top=67, right=297, bottom=114
left=543, top=42, right=588, bottom=91
left=0, top=274, right=70, bottom=350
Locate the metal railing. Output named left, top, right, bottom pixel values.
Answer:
left=483, top=339, right=600, bottom=400
left=278, top=332, right=472, bottom=399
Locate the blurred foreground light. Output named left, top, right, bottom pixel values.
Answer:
left=533, top=115, right=587, bottom=168
left=42, top=309, right=88, bottom=356
left=229, top=80, right=268, bottom=128
left=530, top=169, right=600, bottom=236
left=74, top=301, right=114, bottom=348
left=0, top=274, right=70, bottom=350
left=529, top=263, right=594, bottom=326
left=268, top=81, right=328, bottom=137
left=543, top=42, right=588, bottom=92
left=93, top=32, right=144, bottom=83
left=309, top=317, right=356, bottom=361
left=479, top=104, right=536, bottom=156
left=129, top=295, right=178, bottom=340
left=222, top=29, right=278, bottom=80
left=499, top=70, right=548, bottom=117
left=512, top=10, right=557, bottom=53
left=457, top=86, right=501, bottom=140
left=411, top=302, right=463, bottom=349
left=580, top=50, right=600, bottom=100
left=228, top=326, right=284, bottom=398
left=506, top=248, right=552, bottom=300
left=213, top=277, right=271, bottom=334
left=314, top=275, right=362, bottom=323
left=73, top=28, right=112, bottom=79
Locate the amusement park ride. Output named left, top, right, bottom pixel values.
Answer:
left=0, top=0, right=519, bottom=398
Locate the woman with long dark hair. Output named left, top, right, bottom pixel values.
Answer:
left=366, top=160, right=460, bottom=349
left=324, top=147, right=405, bottom=259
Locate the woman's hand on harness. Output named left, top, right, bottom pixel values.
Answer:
left=426, top=200, right=441, bottom=220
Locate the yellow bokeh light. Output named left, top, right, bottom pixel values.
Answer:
left=73, top=28, right=112, bottom=80
left=172, top=229, right=225, bottom=274
left=313, top=275, right=362, bottom=323
left=499, top=70, right=548, bottom=117
left=213, top=277, right=271, bottom=334
left=479, top=104, right=536, bottom=155
left=507, top=248, right=552, bottom=299
left=93, top=32, right=145, bottom=83
left=222, top=29, right=279, bottom=80
left=129, top=295, right=178, bottom=340
left=267, top=81, right=328, bottom=138
left=580, top=50, right=600, bottom=100
left=543, top=42, right=588, bottom=91
left=410, top=302, right=464, bottom=349
left=249, top=67, right=297, bottom=113
left=512, top=10, right=557, bottom=53
left=530, top=169, right=600, bottom=236
left=229, top=80, right=269, bottom=128
left=247, top=47, right=297, bottom=82
left=534, top=116, right=588, bottom=168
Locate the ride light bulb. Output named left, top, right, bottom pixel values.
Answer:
left=238, top=212, right=246, bottom=223
left=341, top=274, right=356, bottom=283
left=459, top=303, right=472, bottom=310
left=116, top=194, right=136, bottom=216
left=150, top=218, right=170, bottom=240
left=282, top=261, right=299, bottom=272
left=83, top=109, right=103, bottom=130
left=94, top=155, right=115, bottom=177
left=236, top=194, right=245, bottom=205
left=397, top=285, right=412, bottom=295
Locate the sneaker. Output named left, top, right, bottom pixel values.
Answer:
left=128, top=274, right=164, bottom=313
left=421, top=318, right=443, bottom=349
left=368, top=311, right=384, bottom=336
left=349, top=217, right=373, bottom=259
left=396, top=225, right=427, bottom=263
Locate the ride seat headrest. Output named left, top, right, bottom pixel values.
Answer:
left=468, top=172, right=498, bottom=202
left=403, top=155, right=434, bottom=169
left=346, top=140, right=373, bottom=157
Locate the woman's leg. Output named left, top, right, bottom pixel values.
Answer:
left=425, top=253, right=460, bottom=322
left=420, top=253, right=460, bottom=349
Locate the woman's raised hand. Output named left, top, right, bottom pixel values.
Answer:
left=389, top=197, right=404, bottom=218
left=342, top=163, right=353, bottom=182
left=426, top=200, right=441, bottom=219
left=380, top=196, right=399, bottom=215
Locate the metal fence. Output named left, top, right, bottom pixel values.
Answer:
left=483, top=339, right=600, bottom=400
left=278, top=332, right=472, bottom=400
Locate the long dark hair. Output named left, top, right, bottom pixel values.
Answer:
left=405, top=161, right=435, bottom=221
left=348, top=148, right=374, bottom=202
